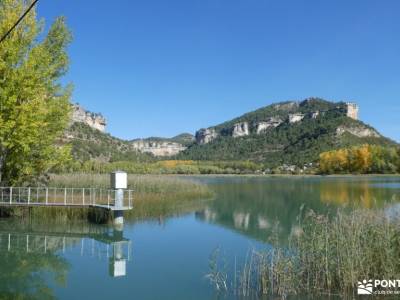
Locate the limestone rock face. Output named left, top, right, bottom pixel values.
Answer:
left=232, top=122, right=249, bottom=137
left=256, top=117, right=283, bottom=134
left=311, top=111, right=320, bottom=119
left=72, top=104, right=106, bottom=132
left=288, top=113, right=305, bottom=123
left=195, top=128, right=218, bottom=144
left=131, top=140, right=187, bottom=156
left=336, top=125, right=380, bottom=138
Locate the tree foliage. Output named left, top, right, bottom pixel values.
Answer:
left=0, top=0, right=72, bottom=184
left=319, top=144, right=400, bottom=174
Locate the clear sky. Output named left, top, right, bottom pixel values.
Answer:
left=37, top=0, right=400, bottom=141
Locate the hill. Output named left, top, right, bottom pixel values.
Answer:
left=177, top=98, right=396, bottom=168
left=65, top=122, right=153, bottom=162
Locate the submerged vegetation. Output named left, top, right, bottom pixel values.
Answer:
left=208, top=207, right=400, bottom=298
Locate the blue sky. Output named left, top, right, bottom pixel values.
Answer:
left=38, top=0, right=400, bottom=141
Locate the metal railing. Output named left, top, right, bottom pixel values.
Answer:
left=0, top=187, right=133, bottom=209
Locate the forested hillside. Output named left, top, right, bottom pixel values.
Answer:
left=177, top=98, right=396, bottom=168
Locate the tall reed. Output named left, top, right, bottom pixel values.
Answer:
left=209, top=207, right=400, bottom=298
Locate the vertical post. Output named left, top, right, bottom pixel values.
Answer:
left=18, top=187, right=21, bottom=203
left=110, top=171, right=127, bottom=228
left=26, top=235, right=29, bottom=253
left=44, top=236, right=47, bottom=253
left=8, top=234, right=10, bottom=251
left=64, top=188, right=67, bottom=205
left=28, top=187, right=31, bottom=204
left=82, top=188, right=85, bottom=205
left=9, top=187, right=12, bottom=204
left=45, top=188, right=48, bottom=205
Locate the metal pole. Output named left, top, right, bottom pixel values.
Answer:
left=44, top=236, right=47, bottom=253
left=28, top=187, right=31, bottom=204
left=45, top=188, right=48, bottom=205
left=9, top=187, right=12, bottom=204
left=64, top=188, right=67, bottom=205
left=82, top=188, right=85, bottom=205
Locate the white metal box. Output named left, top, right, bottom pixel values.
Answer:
left=110, top=171, right=127, bottom=189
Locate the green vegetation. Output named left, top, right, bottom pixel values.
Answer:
left=0, top=0, right=72, bottom=185
left=50, top=173, right=213, bottom=219
left=66, top=122, right=153, bottom=163
left=178, top=98, right=396, bottom=167
left=0, top=174, right=212, bottom=221
left=60, top=158, right=263, bottom=174
left=131, top=132, right=195, bottom=147
left=319, top=144, right=400, bottom=174
left=209, top=207, right=400, bottom=298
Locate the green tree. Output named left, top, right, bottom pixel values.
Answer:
left=0, top=0, right=72, bottom=185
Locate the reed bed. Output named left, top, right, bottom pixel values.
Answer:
left=50, top=173, right=213, bottom=219
left=209, top=207, right=400, bottom=298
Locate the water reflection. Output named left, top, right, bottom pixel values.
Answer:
left=0, top=220, right=132, bottom=298
left=195, top=176, right=400, bottom=242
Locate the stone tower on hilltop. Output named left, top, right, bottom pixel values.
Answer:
left=345, top=102, right=359, bottom=120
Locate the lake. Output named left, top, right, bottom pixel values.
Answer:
left=0, top=176, right=400, bottom=299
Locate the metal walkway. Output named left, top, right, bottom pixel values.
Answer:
left=0, top=187, right=133, bottom=210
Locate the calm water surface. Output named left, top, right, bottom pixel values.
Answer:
left=1, top=176, right=400, bottom=299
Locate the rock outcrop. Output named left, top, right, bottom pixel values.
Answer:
left=346, top=102, right=359, bottom=120
left=195, top=128, right=218, bottom=144
left=72, top=104, right=106, bottom=132
left=336, top=125, right=380, bottom=138
left=256, top=117, right=283, bottom=134
left=232, top=122, right=249, bottom=137
left=288, top=113, right=305, bottom=123
left=131, top=140, right=186, bottom=156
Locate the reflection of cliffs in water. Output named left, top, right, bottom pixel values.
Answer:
left=0, top=220, right=132, bottom=299
left=195, top=177, right=400, bottom=242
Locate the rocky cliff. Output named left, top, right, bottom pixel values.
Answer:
left=131, top=140, right=187, bottom=156
left=71, top=104, right=106, bottom=132
left=180, top=98, right=396, bottom=166
left=194, top=99, right=361, bottom=144
left=130, top=134, right=194, bottom=157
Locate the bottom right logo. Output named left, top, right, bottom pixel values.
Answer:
left=358, top=280, right=373, bottom=295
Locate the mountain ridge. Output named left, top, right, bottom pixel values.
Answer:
left=66, top=98, right=397, bottom=168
